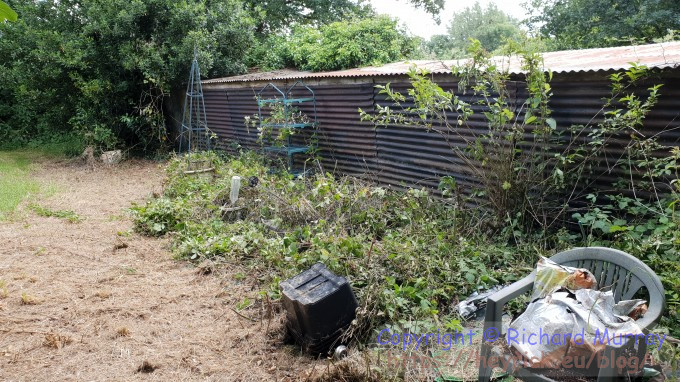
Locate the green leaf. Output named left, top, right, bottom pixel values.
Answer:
left=0, top=1, right=17, bottom=22
left=546, top=118, right=557, bottom=130
left=609, top=225, right=630, bottom=233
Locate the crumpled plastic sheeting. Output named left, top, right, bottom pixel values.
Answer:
left=455, top=285, right=505, bottom=320
left=509, top=289, right=645, bottom=367
left=532, top=256, right=597, bottom=299
left=508, top=258, right=647, bottom=369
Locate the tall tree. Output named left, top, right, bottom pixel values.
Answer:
left=244, top=0, right=446, bottom=34
left=423, top=2, right=523, bottom=59
left=525, top=0, right=680, bottom=50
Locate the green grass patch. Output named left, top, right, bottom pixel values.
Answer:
left=1, top=133, right=84, bottom=158
left=0, top=151, right=41, bottom=219
left=28, top=203, right=83, bottom=223
left=0, top=146, right=72, bottom=220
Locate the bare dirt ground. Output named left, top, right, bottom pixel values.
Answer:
left=0, top=159, right=321, bottom=381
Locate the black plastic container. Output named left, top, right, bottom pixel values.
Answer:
left=280, top=263, right=358, bottom=354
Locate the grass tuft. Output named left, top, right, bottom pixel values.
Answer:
left=43, top=333, right=73, bottom=349
left=29, top=204, right=83, bottom=223
left=20, top=293, right=39, bottom=305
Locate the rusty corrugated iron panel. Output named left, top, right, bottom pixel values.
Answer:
left=366, top=77, right=680, bottom=198
left=204, top=42, right=680, bottom=85
left=204, top=83, right=379, bottom=177
left=202, top=74, right=680, bottom=201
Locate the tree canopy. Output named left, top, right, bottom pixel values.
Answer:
left=525, top=0, right=680, bottom=50
left=245, top=0, right=444, bottom=34
left=274, top=15, right=418, bottom=72
left=422, top=2, right=523, bottom=59
left=0, top=0, right=254, bottom=151
left=0, top=0, right=445, bottom=152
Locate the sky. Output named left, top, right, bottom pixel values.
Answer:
left=369, top=0, right=528, bottom=39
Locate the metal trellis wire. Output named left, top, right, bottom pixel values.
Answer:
left=179, top=48, right=212, bottom=171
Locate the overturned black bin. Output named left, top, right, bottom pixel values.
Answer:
left=280, top=263, right=358, bottom=354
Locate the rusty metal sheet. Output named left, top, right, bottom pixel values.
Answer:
left=202, top=74, right=680, bottom=201
left=204, top=42, right=680, bottom=85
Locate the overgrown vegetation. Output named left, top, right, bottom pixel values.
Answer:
left=132, top=151, right=541, bottom=338
left=131, top=41, right=679, bottom=377
left=131, top=149, right=678, bottom=340
left=360, top=39, right=679, bottom=332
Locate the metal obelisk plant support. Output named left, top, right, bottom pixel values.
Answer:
left=180, top=48, right=213, bottom=173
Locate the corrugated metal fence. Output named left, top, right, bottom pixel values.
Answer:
left=203, top=73, right=680, bottom=197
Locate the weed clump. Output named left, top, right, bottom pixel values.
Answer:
left=20, top=293, right=39, bottom=305
left=29, top=204, right=83, bottom=223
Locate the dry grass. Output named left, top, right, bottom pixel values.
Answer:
left=0, top=159, right=324, bottom=381
left=43, top=333, right=73, bottom=349
left=94, top=290, right=111, bottom=299
left=0, top=280, right=8, bottom=299
left=115, top=327, right=131, bottom=337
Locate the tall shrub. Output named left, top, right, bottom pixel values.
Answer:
left=0, top=0, right=254, bottom=152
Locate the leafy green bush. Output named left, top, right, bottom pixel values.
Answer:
left=131, top=197, right=187, bottom=236
left=0, top=0, right=254, bottom=152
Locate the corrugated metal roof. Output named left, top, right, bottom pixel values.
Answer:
left=204, top=41, right=680, bottom=84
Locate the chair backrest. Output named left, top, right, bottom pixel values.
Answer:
left=550, top=247, right=666, bottom=328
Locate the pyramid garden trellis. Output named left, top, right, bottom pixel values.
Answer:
left=180, top=49, right=213, bottom=173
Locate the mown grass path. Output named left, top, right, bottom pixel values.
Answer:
left=0, top=157, right=316, bottom=381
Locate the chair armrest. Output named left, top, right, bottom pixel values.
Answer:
left=483, top=272, right=535, bottom=335
left=479, top=273, right=536, bottom=382
left=488, top=272, right=536, bottom=306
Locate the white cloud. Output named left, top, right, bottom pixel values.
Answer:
left=369, top=0, right=528, bottom=39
